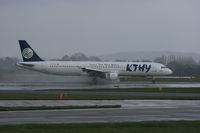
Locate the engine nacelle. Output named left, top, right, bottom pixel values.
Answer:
left=105, top=72, right=119, bottom=81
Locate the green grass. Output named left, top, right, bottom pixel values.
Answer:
left=1, top=87, right=200, bottom=100
left=0, top=121, right=200, bottom=133
left=67, top=94, right=200, bottom=100
left=0, top=93, right=58, bottom=100
left=0, top=105, right=121, bottom=111
left=0, top=93, right=199, bottom=100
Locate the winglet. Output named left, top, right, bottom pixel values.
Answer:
left=18, top=40, right=44, bottom=62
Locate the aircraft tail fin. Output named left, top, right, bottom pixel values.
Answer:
left=18, top=40, right=44, bottom=62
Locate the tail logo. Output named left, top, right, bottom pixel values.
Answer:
left=22, top=48, right=33, bottom=59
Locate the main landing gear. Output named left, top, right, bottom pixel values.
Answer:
left=152, top=77, right=156, bottom=84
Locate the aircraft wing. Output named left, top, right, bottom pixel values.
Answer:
left=81, top=67, right=106, bottom=77
left=81, top=67, right=119, bottom=81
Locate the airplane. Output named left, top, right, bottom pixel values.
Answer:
left=16, top=40, right=173, bottom=82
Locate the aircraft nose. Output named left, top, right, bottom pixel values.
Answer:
left=167, top=68, right=173, bottom=75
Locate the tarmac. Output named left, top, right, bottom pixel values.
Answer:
left=1, top=81, right=200, bottom=90
left=1, top=81, right=200, bottom=125
left=0, top=100, right=200, bottom=125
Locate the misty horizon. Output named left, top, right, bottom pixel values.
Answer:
left=0, top=0, right=200, bottom=59
left=2, top=50, right=200, bottom=63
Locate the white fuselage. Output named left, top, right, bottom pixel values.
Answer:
left=17, top=61, right=172, bottom=77
left=16, top=40, right=172, bottom=81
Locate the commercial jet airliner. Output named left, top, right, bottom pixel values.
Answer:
left=16, top=40, right=172, bottom=81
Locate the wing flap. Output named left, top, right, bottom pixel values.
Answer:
left=81, top=67, right=105, bottom=77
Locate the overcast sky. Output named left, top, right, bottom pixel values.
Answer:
left=0, top=0, right=199, bottom=59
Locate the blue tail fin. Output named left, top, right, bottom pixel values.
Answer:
left=18, top=40, right=44, bottom=62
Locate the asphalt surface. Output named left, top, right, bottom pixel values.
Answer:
left=0, top=100, right=200, bottom=125
left=1, top=82, right=200, bottom=90
left=1, top=82, right=200, bottom=125
left=2, top=81, right=200, bottom=98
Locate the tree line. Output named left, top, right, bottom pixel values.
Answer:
left=0, top=53, right=200, bottom=76
left=154, top=56, right=200, bottom=76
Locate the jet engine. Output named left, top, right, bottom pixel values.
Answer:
left=104, top=72, right=119, bottom=81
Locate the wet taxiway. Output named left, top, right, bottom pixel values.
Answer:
left=0, top=100, right=200, bottom=125
left=1, top=81, right=200, bottom=90
left=1, top=82, right=200, bottom=125
left=1, top=81, right=200, bottom=99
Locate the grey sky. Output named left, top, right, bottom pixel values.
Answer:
left=0, top=0, right=199, bottom=59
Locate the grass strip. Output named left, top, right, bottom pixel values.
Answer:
left=67, top=87, right=200, bottom=93
left=0, top=121, right=200, bottom=133
left=0, top=105, right=121, bottom=111
left=1, top=87, right=200, bottom=100
left=0, top=92, right=200, bottom=100
left=67, top=94, right=200, bottom=100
